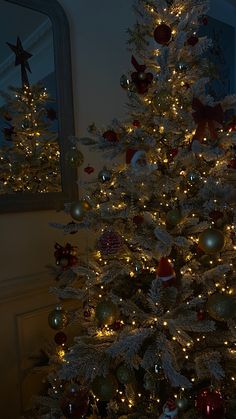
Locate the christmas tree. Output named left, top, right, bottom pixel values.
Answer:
left=32, top=0, right=236, bottom=418
left=0, top=37, right=60, bottom=194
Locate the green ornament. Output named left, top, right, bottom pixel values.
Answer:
left=116, top=364, right=133, bottom=384
left=199, top=229, right=225, bottom=254
left=98, top=167, right=112, bottom=183
left=166, top=208, right=182, bottom=226
left=92, top=374, right=117, bottom=401
left=48, top=306, right=68, bottom=330
left=66, top=146, right=84, bottom=168
left=70, top=201, right=87, bottom=221
left=95, top=299, right=118, bottom=325
left=207, top=293, right=236, bottom=321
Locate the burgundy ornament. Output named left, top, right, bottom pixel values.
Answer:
left=54, top=243, right=78, bottom=270
left=103, top=130, right=119, bottom=143
left=209, top=210, right=223, bottom=222
left=60, top=386, right=89, bottom=419
left=187, top=35, right=199, bottom=46
left=154, top=23, right=172, bottom=45
left=202, top=16, right=208, bottom=25
left=196, top=388, right=224, bottom=419
left=169, top=147, right=178, bottom=162
left=54, top=331, right=67, bottom=345
left=98, top=230, right=123, bottom=256
left=84, top=165, right=95, bottom=174
left=197, top=309, right=206, bottom=321
left=228, top=158, right=236, bottom=169
left=133, top=215, right=144, bottom=226
left=133, top=120, right=141, bottom=128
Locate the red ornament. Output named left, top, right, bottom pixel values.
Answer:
left=197, top=309, right=206, bottom=321
left=133, top=215, right=144, bottom=226
left=169, top=147, right=178, bottom=162
left=54, top=331, right=67, bottom=345
left=133, top=120, right=141, bottom=128
left=54, top=243, right=78, bottom=270
left=60, top=386, right=89, bottom=419
left=187, top=35, right=199, bottom=46
left=113, top=320, right=123, bottom=331
left=103, top=130, right=119, bottom=143
left=98, top=230, right=123, bottom=255
left=209, top=210, right=223, bottom=222
left=84, top=165, right=95, bottom=174
left=154, top=24, right=172, bottom=45
left=156, top=257, right=177, bottom=288
left=196, top=388, right=224, bottom=419
left=228, top=158, right=236, bottom=169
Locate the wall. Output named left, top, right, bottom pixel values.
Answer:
left=0, top=1, right=236, bottom=418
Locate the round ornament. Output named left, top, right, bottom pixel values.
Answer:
left=207, top=293, right=236, bottom=321
left=187, top=170, right=201, bottom=184
left=48, top=306, right=68, bottom=330
left=198, top=229, right=225, bottom=254
left=98, top=167, right=112, bottom=183
left=97, top=230, right=123, bottom=255
left=166, top=208, right=182, bottom=227
left=60, top=385, right=89, bottom=418
left=176, top=61, right=188, bottom=72
left=70, top=201, right=88, bottom=221
left=65, top=147, right=84, bottom=168
left=54, top=331, right=67, bottom=345
left=116, top=364, right=133, bottom=384
left=187, top=35, right=199, bottom=46
left=176, top=396, right=189, bottom=411
left=103, top=130, right=119, bottom=143
left=91, top=374, right=117, bottom=401
left=154, top=24, right=172, bottom=45
left=120, top=74, right=130, bottom=90
left=195, top=388, right=224, bottom=419
left=95, top=299, right=118, bottom=326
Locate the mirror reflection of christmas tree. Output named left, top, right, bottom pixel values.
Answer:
left=0, top=37, right=61, bottom=194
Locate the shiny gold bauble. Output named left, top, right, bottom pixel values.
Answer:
left=69, top=201, right=88, bottom=221
left=207, top=293, right=236, bottom=321
left=95, top=299, right=118, bottom=326
left=166, top=208, right=182, bottom=226
left=91, top=374, right=117, bottom=401
left=199, top=229, right=225, bottom=254
left=48, top=306, right=68, bottom=330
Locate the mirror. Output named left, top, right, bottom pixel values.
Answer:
left=0, top=0, right=78, bottom=212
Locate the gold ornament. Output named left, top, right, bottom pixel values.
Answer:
left=95, top=299, right=118, bottom=325
left=48, top=306, right=68, bottom=330
left=153, top=90, right=172, bottom=112
left=199, top=229, right=225, bottom=254
left=65, top=146, right=84, bottom=168
left=207, top=293, right=236, bottom=321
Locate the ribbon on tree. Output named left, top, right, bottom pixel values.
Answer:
left=192, top=97, right=224, bottom=141
left=131, top=55, right=146, bottom=73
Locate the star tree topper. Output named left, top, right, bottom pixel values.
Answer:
left=7, top=36, right=33, bottom=87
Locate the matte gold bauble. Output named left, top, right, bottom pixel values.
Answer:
left=70, top=201, right=87, bottom=221
left=48, top=306, right=68, bottom=330
left=95, top=299, right=118, bottom=325
left=207, top=293, right=236, bottom=321
left=166, top=208, right=182, bottom=226
left=91, top=374, right=117, bottom=401
left=199, top=229, right=225, bottom=254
